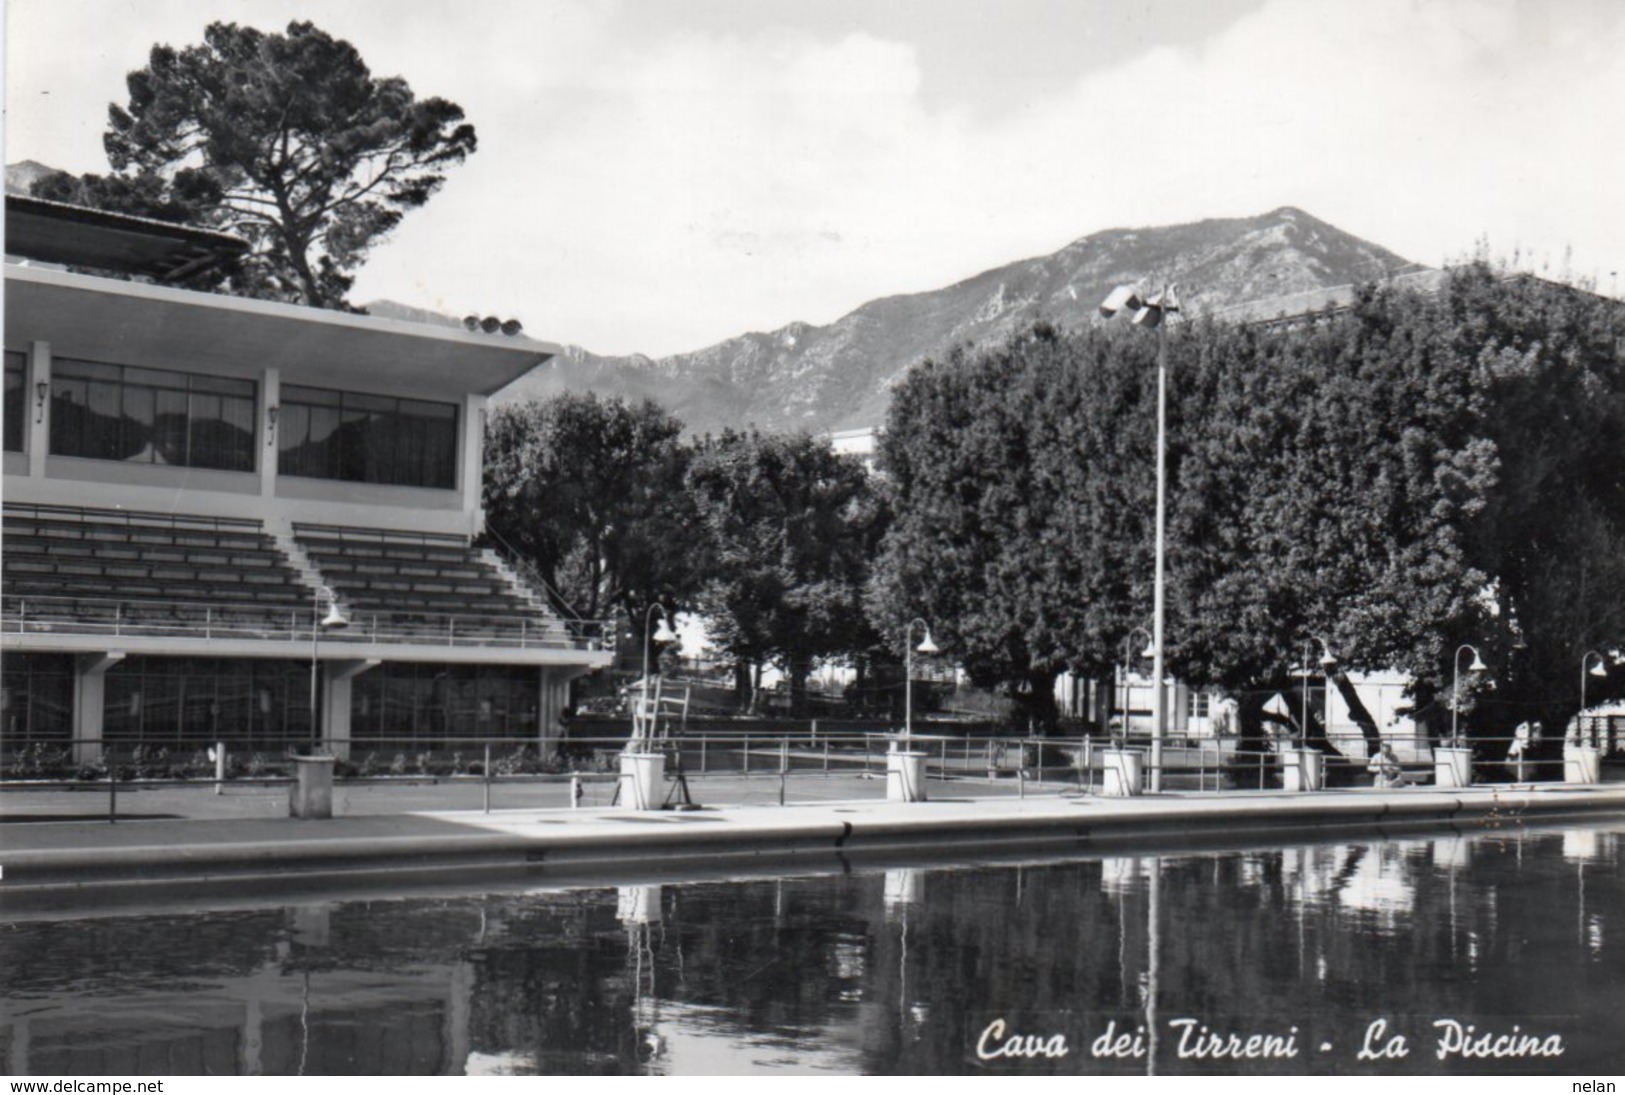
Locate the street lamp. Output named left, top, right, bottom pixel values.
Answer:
left=1119, top=627, right=1153, bottom=743
left=309, top=586, right=349, bottom=744
left=1449, top=643, right=1488, bottom=746
left=1580, top=650, right=1608, bottom=747
left=904, top=618, right=938, bottom=742
left=1293, top=638, right=1338, bottom=743
left=1101, top=282, right=1180, bottom=790
left=636, top=604, right=679, bottom=745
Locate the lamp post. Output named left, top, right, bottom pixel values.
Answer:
left=309, top=586, right=349, bottom=745
left=1580, top=650, right=1608, bottom=747
left=637, top=604, right=678, bottom=746
left=1101, top=283, right=1180, bottom=791
left=1119, top=627, right=1153, bottom=743
left=1449, top=643, right=1488, bottom=746
left=904, top=618, right=938, bottom=742
left=1294, top=638, right=1338, bottom=743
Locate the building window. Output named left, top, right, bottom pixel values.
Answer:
left=279, top=384, right=457, bottom=489
left=3, top=351, right=25, bottom=453
left=1188, top=691, right=1211, bottom=720
left=103, top=656, right=311, bottom=748
left=351, top=662, right=538, bottom=745
left=48, top=358, right=255, bottom=471
left=1, top=653, right=74, bottom=748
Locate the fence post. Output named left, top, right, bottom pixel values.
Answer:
left=701, top=734, right=708, bottom=774
left=940, top=738, right=947, bottom=782
left=743, top=736, right=750, bottom=774
left=484, top=743, right=492, bottom=814
left=571, top=774, right=581, bottom=809
left=108, top=756, right=117, bottom=824
left=779, top=740, right=788, bottom=806
left=824, top=739, right=830, bottom=776
left=1018, top=763, right=1025, bottom=799
left=214, top=741, right=226, bottom=796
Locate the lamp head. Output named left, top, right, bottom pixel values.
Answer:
left=1140, top=641, right=1156, bottom=660
left=1098, top=284, right=1143, bottom=318
left=653, top=614, right=678, bottom=644
left=1468, top=652, right=1488, bottom=673
left=1319, top=650, right=1339, bottom=671
left=1589, top=659, right=1608, bottom=678
left=916, top=628, right=939, bottom=656
left=320, top=602, right=350, bottom=630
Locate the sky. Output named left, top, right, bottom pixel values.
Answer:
left=6, top=0, right=1624, bottom=357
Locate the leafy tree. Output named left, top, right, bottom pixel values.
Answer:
left=1172, top=267, right=1625, bottom=749
left=876, top=269, right=1625, bottom=749
left=483, top=394, right=703, bottom=631
left=686, top=430, right=884, bottom=715
left=872, top=322, right=1159, bottom=731
left=34, top=21, right=476, bottom=307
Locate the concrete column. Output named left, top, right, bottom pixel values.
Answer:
left=27, top=341, right=50, bottom=476
left=537, top=667, right=565, bottom=752
left=539, top=667, right=594, bottom=752
left=322, top=659, right=378, bottom=760
left=72, top=651, right=124, bottom=765
left=260, top=367, right=281, bottom=499
left=460, top=395, right=486, bottom=534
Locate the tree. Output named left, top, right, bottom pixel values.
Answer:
left=34, top=21, right=476, bottom=307
left=686, top=431, right=884, bottom=715
left=483, top=394, right=703, bottom=630
left=872, top=322, right=1159, bottom=731
left=875, top=269, right=1625, bottom=749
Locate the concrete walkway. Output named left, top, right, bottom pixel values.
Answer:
left=4, top=778, right=1623, bottom=909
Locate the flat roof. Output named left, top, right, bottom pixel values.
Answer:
left=6, top=262, right=559, bottom=398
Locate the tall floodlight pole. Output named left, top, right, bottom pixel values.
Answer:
left=1101, top=283, right=1180, bottom=791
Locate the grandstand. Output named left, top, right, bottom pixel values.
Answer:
left=2, top=194, right=611, bottom=760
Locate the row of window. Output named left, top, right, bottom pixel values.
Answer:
left=0, top=655, right=543, bottom=749
left=2, top=352, right=460, bottom=489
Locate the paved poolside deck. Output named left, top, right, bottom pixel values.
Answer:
left=4, top=777, right=1623, bottom=911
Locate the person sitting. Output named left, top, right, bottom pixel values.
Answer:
left=1368, top=742, right=1405, bottom=788
left=1507, top=720, right=1541, bottom=780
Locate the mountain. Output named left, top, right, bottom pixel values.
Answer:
left=495, top=206, right=1421, bottom=435
left=5, top=160, right=61, bottom=196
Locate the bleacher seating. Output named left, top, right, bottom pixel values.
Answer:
left=1, top=506, right=576, bottom=647
left=2, top=504, right=309, bottom=632
left=292, top=523, right=569, bottom=642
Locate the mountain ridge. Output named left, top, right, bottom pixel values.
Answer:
left=492, top=206, right=1419, bottom=435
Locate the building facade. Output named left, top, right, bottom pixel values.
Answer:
left=2, top=195, right=611, bottom=762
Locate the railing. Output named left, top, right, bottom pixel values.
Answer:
left=0, top=730, right=1613, bottom=823
left=4, top=500, right=269, bottom=536
left=0, top=594, right=611, bottom=651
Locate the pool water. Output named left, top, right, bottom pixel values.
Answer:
left=2, top=821, right=1621, bottom=1075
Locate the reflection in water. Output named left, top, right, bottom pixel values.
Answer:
left=2, top=823, right=1622, bottom=1075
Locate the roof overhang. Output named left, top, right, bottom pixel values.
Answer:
left=5, top=194, right=250, bottom=281
left=5, top=262, right=559, bottom=398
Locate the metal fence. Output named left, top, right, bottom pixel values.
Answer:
left=2, top=730, right=1613, bottom=823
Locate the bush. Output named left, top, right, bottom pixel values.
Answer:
left=4, top=742, right=73, bottom=779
